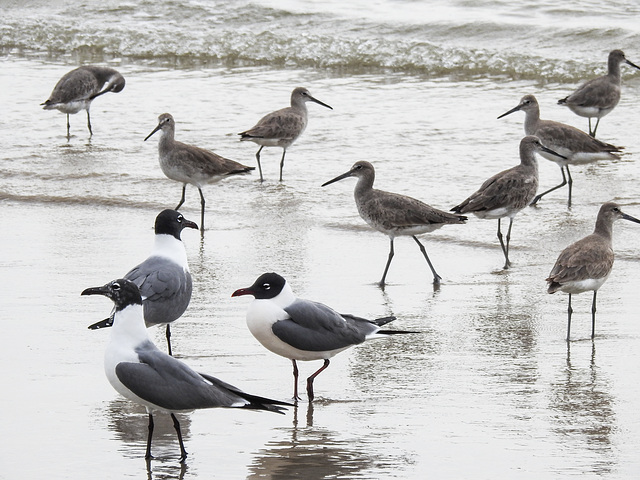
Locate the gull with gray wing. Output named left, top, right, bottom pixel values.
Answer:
left=558, top=50, right=640, bottom=137
left=88, top=210, right=198, bottom=356
left=322, top=161, right=467, bottom=287
left=238, top=87, right=333, bottom=182
left=82, top=278, right=290, bottom=462
left=547, top=202, right=640, bottom=341
left=498, top=94, right=622, bottom=206
left=41, top=65, right=125, bottom=138
left=232, top=272, right=414, bottom=401
left=145, top=113, right=255, bottom=231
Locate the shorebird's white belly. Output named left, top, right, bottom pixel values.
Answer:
left=557, top=276, right=609, bottom=294
left=46, top=99, right=89, bottom=114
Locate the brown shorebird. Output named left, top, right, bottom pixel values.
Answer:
left=452, top=136, right=566, bottom=269
left=547, top=202, right=640, bottom=341
left=558, top=50, right=640, bottom=137
left=498, top=94, right=623, bottom=206
left=322, top=161, right=467, bottom=287
left=41, top=65, right=125, bottom=137
left=145, top=113, right=255, bottom=231
left=238, top=87, right=332, bottom=182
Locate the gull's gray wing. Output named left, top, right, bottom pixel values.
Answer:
left=275, top=299, right=370, bottom=352
left=115, top=341, right=246, bottom=411
left=125, top=256, right=192, bottom=325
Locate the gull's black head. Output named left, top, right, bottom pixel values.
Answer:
left=154, top=209, right=198, bottom=239
left=82, top=278, right=142, bottom=312
left=232, top=272, right=287, bottom=300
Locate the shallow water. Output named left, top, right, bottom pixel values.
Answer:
left=2, top=1, right=640, bottom=478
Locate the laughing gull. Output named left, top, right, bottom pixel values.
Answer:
left=82, top=278, right=290, bottom=462
left=498, top=94, right=623, bottom=206
left=558, top=50, right=640, bottom=137
left=41, top=66, right=125, bottom=137
left=322, top=160, right=467, bottom=287
left=88, top=210, right=198, bottom=356
left=238, top=87, right=333, bottom=182
left=145, top=113, right=255, bottom=232
left=452, top=136, right=566, bottom=269
left=546, top=202, right=640, bottom=341
left=232, top=272, right=414, bottom=401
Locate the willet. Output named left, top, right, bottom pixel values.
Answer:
left=232, top=272, right=414, bottom=401
left=88, top=210, right=198, bottom=356
left=238, top=87, right=333, bottom=182
left=322, top=161, right=467, bottom=287
left=558, top=50, right=640, bottom=137
left=82, top=278, right=290, bottom=462
left=452, top=136, right=566, bottom=269
left=41, top=65, right=125, bottom=137
left=498, top=94, right=623, bottom=206
left=546, top=202, right=640, bottom=341
left=145, top=113, right=255, bottom=231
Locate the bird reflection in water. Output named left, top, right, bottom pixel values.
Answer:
left=247, top=402, right=394, bottom=480
left=550, top=341, right=615, bottom=476
left=101, top=398, right=191, bottom=479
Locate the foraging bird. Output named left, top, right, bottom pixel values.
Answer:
left=498, top=94, right=623, bottom=206
left=452, top=136, right=566, bottom=269
left=232, top=272, right=414, bottom=401
left=546, top=202, right=640, bottom=341
left=88, top=210, right=198, bottom=356
left=41, top=65, right=125, bottom=137
left=82, top=278, right=289, bottom=462
left=558, top=50, right=640, bottom=137
left=322, top=160, right=467, bottom=287
left=145, top=113, right=255, bottom=231
left=238, top=87, right=333, bottom=182
left=322, top=160, right=466, bottom=287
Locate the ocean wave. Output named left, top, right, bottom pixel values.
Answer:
left=2, top=1, right=639, bottom=81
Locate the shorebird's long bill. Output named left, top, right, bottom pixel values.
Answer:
left=497, top=103, right=522, bottom=119
left=540, top=145, right=568, bottom=160
left=626, top=59, right=640, bottom=70
left=309, top=95, right=333, bottom=110
left=144, top=124, right=162, bottom=141
left=622, top=212, right=640, bottom=224
left=321, top=169, right=354, bottom=187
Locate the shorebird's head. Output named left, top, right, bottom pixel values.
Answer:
left=498, top=94, right=538, bottom=119
left=292, top=87, right=333, bottom=110
left=521, top=135, right=567, bottom=161
left=610, top=50, right=640, bottom=71
left=599, top=202, right=640, bottom=226
left=321, top=160, right=374, bottom=187
left=145, top=113, right=175, bottom=141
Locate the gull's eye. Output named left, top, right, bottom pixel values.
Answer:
left=262, top=283, right=271, bottom=290
left=112, top=282, right=121, bottom=290
left=177, top=215, right=183, bottom=223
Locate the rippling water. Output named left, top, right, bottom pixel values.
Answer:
left=2, top=1, right=640, bottom=479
